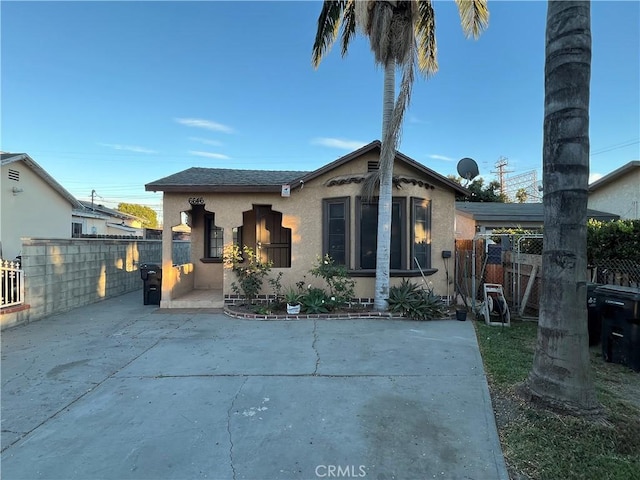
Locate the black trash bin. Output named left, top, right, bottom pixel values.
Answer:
left=587, top=283, right=603, bottom=346
left=596, top=285, right=640, bottom=372
left=140, top=263, right=162, bottom=306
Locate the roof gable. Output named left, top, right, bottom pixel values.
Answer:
left=589, top=160, right=640, bottom=192
left=1, top=153, right=83, bottom=209
left=145, top=140, right=467, bottom=195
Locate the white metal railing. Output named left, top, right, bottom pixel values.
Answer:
left=1, top=259, right=24, bottom=308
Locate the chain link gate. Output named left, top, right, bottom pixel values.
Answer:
left=455, top=233, right=544, bottom=319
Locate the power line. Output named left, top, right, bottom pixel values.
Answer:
left=590, top=138, right=639, bottom=156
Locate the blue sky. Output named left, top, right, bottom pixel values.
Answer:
left=2, top=1, right=638, bottom=220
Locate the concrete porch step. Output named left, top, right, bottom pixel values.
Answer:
left=163, top=289, right=224, bottom=309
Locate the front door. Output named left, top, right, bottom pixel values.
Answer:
left=241, top=206, right=291, bottom=268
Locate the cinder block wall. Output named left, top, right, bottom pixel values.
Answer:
left=20, top=238, right=162, bottom=322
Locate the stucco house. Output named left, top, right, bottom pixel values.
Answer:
left=145, top=141, right=467, bottom=308
left=455, top=202, right=620, bottom=238
left=588, top=161, right=640, bottom=220
left=72, top=201, right=145, bottom=237
left=1, top=153, right=83, bottom=260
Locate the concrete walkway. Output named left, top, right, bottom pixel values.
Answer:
left=1, top=291, right=507, bottom=480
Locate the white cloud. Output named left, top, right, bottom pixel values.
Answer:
left=589, top=173, right=604, bottom=184
left=428, top=154, right=455, bottom=162
left=311, top=137, right=367, bottom=150
left=189, top=150, right=231, bottom=160
left=176, top=118, right=235, bottom=134
left=99, top=143, right=157, bottom=154
left=189, top=137, right=223, bottom=147
left=409, top=115, right=423, bottom=124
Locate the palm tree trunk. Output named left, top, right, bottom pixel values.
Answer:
left=382, top=62, right=395, bottom=134
left=524, top=0, right=600, bottom=416
left=373, top=61, right=396, bottom=311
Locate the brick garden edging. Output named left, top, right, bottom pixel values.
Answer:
left=223, top=306, right=403, bottom=321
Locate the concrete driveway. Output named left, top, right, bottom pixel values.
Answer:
left=1, top=291, right=507, bottom=480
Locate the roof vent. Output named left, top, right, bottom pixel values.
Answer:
left=367, top=161, right=378, bottom=172
left=8, top=169, right=19, bottom=181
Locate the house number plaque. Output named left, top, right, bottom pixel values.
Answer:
left=189, top=197, right=205, bottom=205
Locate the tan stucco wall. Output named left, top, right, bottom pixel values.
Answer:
left=161, top=151, right=458, bottom=300
left=588, top=168, right=640, bottom=219
left=455, top=211, right=477, bottom=240
left=1, top=161, right=73, bottom=260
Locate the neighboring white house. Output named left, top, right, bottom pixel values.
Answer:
left=1, top=153, right=83, bottom=260
left=73, top=201, right=144, bottom=237
left=588, top=161, right=640, bottom=220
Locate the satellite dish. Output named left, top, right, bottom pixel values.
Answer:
left=457, top=157, right=479, bottom=185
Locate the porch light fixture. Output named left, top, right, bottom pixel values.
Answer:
left=12, top=186, right=24, bottom=195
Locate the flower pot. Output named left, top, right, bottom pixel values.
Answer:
left=456, top=309, right=467, bottom=321
left=287, top=303, right=301, bottom=314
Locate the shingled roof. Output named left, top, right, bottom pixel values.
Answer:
left=455, top=202, right=619, bottom=222
left=145, top=141, right=468, bottom=195
left=146, top=167, right=310, bottom=193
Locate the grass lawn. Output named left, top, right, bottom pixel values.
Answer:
left=474, top=319, right=640, bottom=480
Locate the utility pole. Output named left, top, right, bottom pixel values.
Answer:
left=492, top=157, right=512, bottom=199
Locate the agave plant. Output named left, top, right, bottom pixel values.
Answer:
left=301, top=287, right=330, bottom=314
left=388, top=279, right=446, bottom=320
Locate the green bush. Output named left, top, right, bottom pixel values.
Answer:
left=310, top=254, right=355, bottom=308
left=388, top=279, right=447, bottom=321
left=587, top=219, right=640, bottom=264
left=223, top=244, right=272, bottom=303
left=268, top=272, right=285, bottom=307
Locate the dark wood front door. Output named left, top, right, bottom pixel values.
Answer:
left=243, top=206, right=291, bottom=268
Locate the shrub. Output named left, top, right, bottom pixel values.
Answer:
left=310, top=254, right=355, bottom=308
left=268, top=272, right=285, bottom=307
left=223, top=244, right=272, bottom=303
left=388, top=279, right=446, bottom=320
left=587, top=219, right=640, bottom=264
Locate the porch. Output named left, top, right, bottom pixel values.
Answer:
left=161, top=288, right=224, bottom=309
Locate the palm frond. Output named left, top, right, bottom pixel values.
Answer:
left=414, top=0, right=438, bottom=76
left=361, top=171, right=379, bottom=201
left=340, top=0, right=357, bottom=57
left=367, top=1, right=395, bottom=65
left=454, top=0, right=489, bottom=39
left=389, top=2, right=415, bottom=65
left=312, top=1, right=348, bottom=68
left=380, top=51, right=415, bottom=179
